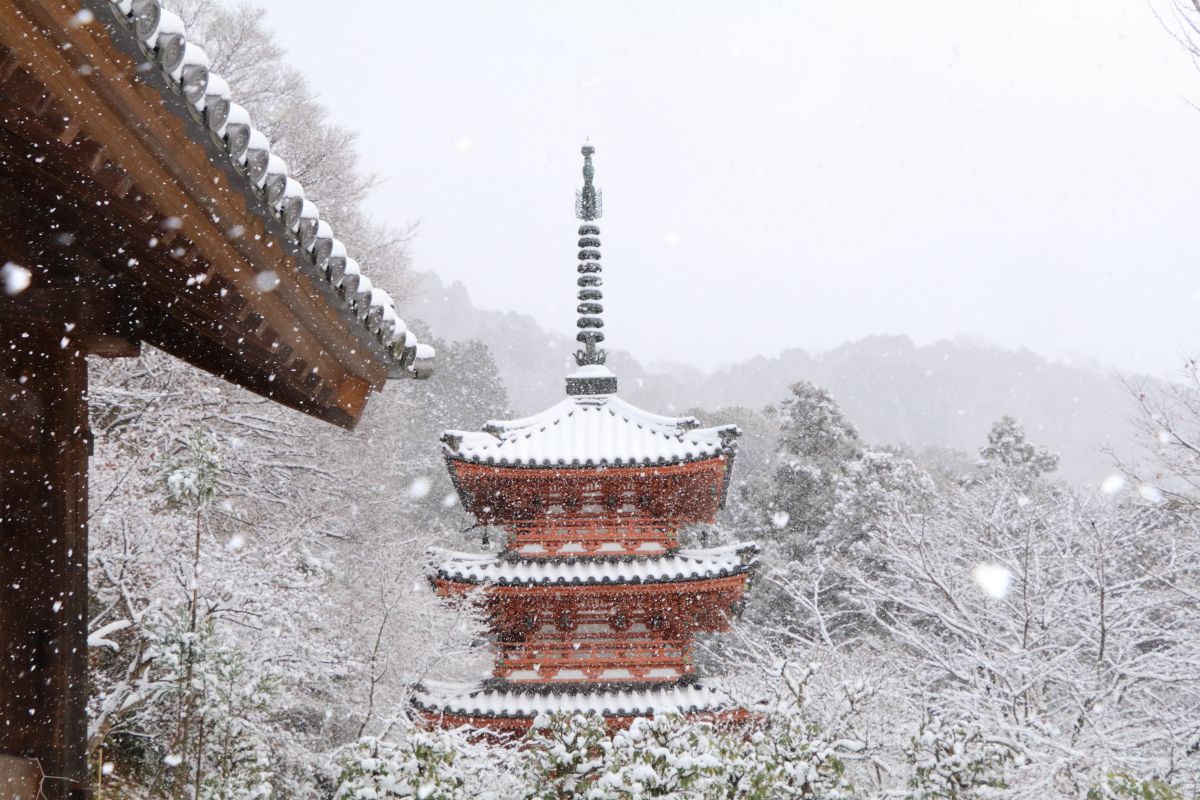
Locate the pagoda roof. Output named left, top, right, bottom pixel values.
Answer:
left=442, top=389, right=739, bottom=468
left=414, top=680, right=731, bottom=719
left=431, top=543, right=759, bottom=587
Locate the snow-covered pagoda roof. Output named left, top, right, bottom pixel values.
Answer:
left=431, top=543, right=759, bottom=587
left=442, top=368, right=739, bottom=467
left=415, top=680, right=731, bottom=719
left=101, top=0, right=432, bottom=380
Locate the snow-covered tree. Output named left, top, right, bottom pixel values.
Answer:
left=974, top=415, right=1059, bottom=489
left=520, top=713, right=610, bottom=799
left=334, top=729, right=482, bottom=800
left=905, top=715, right=1013, bottom=800
left=593, top=715, right=726, bottom=799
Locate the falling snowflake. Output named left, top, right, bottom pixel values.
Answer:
left=226, top=534, right=246, bottom=551
left=972, top=563, right=1013, bottom=599
left=1137, top=484, right=1163, bottom=504
left=2, top=262, right=31, bottom=295
left=408, top=477, right=432, bottom=499
left=456, top=136, right=474, bottom=151
left=254, top=270, right=280, bottom=292
left=441, top=493, right=458, bottom=508
left=771, top=511, right=790, bottom=529
left=1100, top=474, right=1125, bottom=495
left=163, top=753, right=183, bottom=767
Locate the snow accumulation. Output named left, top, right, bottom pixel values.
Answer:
left=415, top=680, right=730, bottom=718
left=442, top=394, right=739, bottom=467
left=102, top=0, right=431, bottom=376
left=432, top=543, right=759, bottom=586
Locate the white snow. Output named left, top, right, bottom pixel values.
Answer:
left=204, top=73, right=231, bottom=100
left=443, top=393, right=738, bottom=467
left=432, top=542, right=758, bottom=586
left=254, top=271, right=280, bottom=292
left=971, top=563, right=1013, bottom=599
left=2, top=262, right=31, bottom=295
left=1137, top=483, right=1163, bottom=503
left=88, top=619, right=131, bottom=651
left=415, top=680, right=729, bottom=718
left=1100, top=474, right=1126, bottom=494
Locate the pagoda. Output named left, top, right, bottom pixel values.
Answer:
left=415, top=145, right=757, bottom=734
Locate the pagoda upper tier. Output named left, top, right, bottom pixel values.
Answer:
left=441, top=366, right=740, bottom=556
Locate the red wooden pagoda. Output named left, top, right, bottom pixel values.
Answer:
left=415, top=145, right=757, bottom=734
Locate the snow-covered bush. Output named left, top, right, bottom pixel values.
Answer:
left=1088, top=774, right=1184, bottom=800
left=335, top=731, right=466, bottom=800
left=718, top=715, right=851, bottom=800
left=520, top=713, right=609, bottom=799
left=594, top=714, right=727, bottom=799
left=142, top=610, right=278, bottom=799
left=904, top=715, right=1013, bottom=799
left=162, top=430, right=223, bottom=509
left=335, top=724, right=524, bottom=800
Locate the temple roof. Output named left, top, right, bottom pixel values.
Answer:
left=442, top=379, right=739, bottom=468
left=431, top=543, right=758, bottom=587
left=103, top=0, right=431, bottom=379
left=414, top=680, right=731, bottom=719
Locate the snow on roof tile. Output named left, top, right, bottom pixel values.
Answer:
left=432, top=543, right=759, bottom=587
left=442, top=395, right=739, bottom=467
left=414, top=680, right=730, bottom=718
left=103, top=0, right=432, bottom=378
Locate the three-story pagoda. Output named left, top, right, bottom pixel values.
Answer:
left=415, top=145, right=757, bottom=734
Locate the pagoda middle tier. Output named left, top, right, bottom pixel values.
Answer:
left=431, top=543, right=758, bottom=685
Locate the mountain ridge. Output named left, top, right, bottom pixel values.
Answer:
left=406, top=271, right=1144, bottom=485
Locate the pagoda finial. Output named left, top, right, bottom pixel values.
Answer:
left=574, top=143, right=607, bottom=369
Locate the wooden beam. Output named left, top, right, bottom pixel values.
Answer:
left=0, top=755, right=42, bottom=800
left=0, top=328, right=90, bottom=800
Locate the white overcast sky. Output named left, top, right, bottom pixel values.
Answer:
left=257, top=1, right=1200, bottom=375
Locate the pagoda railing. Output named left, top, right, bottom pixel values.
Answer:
left=496, top=637, right=693, bottom=682
left=505, top=515, right=678, bottom=555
